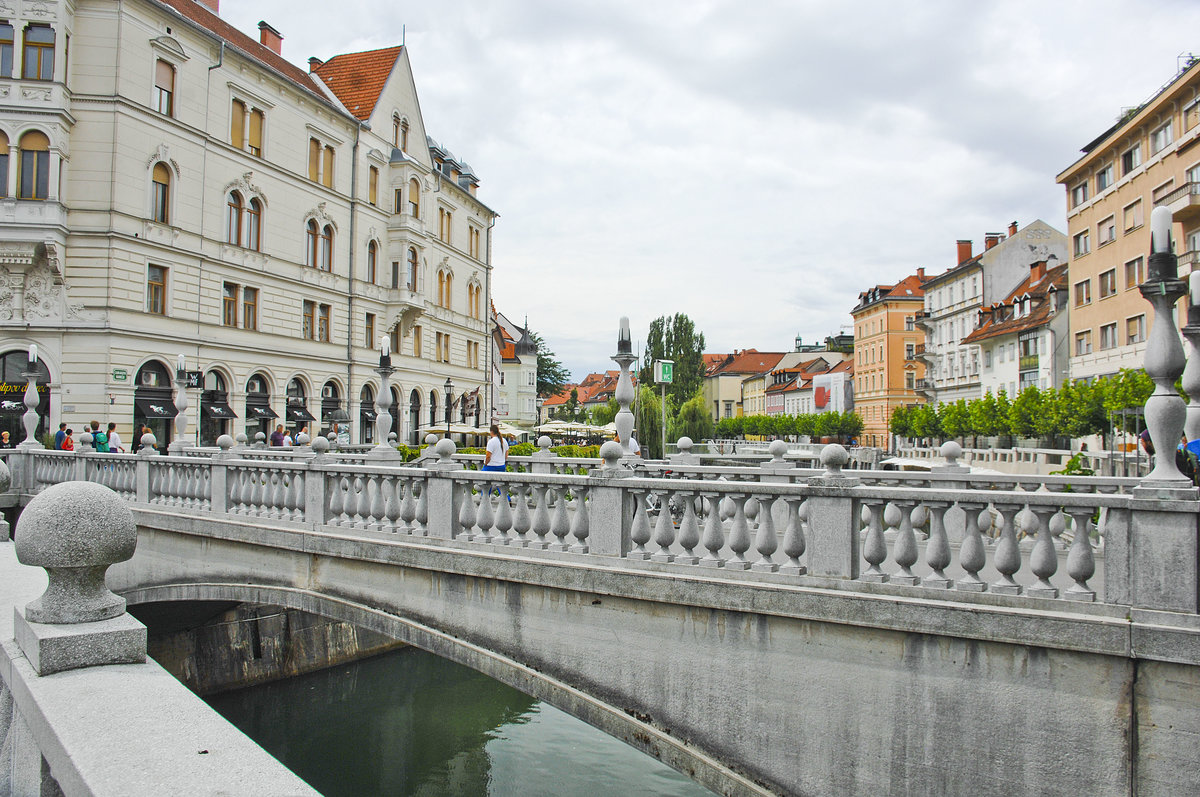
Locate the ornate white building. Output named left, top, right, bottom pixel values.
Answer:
left=0, top=0, right=495, bottom=447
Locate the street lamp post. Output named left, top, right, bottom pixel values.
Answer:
left=444, top=376, right=454, bottom=440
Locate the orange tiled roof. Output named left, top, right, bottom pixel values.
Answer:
left=963, top=263, right=1068, bottom=345
left=314, top=46, right=403, bottom=121
left=707, top=350, right=786, bottom=377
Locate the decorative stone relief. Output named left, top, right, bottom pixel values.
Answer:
left=0, top=267, right=15, bottom=321
left=224, top=171, right=266, bottom=205
left=306, top=201, right=337, bottom=230
left=0, top=1, right=15, bottom=17
left=22, top=0, right=55, bottom=19
left=0, top=86, right=10, bottom=99
left=23, top=264, right=56, bottom=319
left=146, top=144, right=181, bottom=176
left=21, top=87, right=51, bottom=102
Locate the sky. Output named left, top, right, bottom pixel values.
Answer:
left=222, top=0, right=1200, bottom=380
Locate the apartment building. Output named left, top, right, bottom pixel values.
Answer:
left=493, top=310, right=538, bottom=429
left=916, top=221, right=1068, bottom=404
left=1056, top=56, right=1200, bottom=380
left=0, top=0, right=495, bottom=447
left=851, top=271, right=930, bottom=448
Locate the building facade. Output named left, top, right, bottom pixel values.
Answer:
left=493, top=310, right=538, bottom=429
left=0, top=0, right=494, bottom=448
left=1056, top=57, right=1200, bottom=381
left=852, top=271, right=929, bottom=448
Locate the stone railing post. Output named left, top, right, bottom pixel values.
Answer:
left=74, top=431, right=93, bottom=481
left=668, top=436, right=701, bottom=466
left=586, top=442, right=634, bottom=557
left=804, top=444, right=861, bottom=579
left=135, top=432, right=158, bottom=503
left=529, top=435, right=558, bottom=474
left=302, top=437, right=330, bottom=526
left=209, top=434, right=235, bottom=514
left=424, top=439, right=460, bottom=540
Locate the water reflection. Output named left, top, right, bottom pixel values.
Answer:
left=206, top=647, right=712, bottom=797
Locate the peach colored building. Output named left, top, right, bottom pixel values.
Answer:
left=1056, top=57, right=1200, bottom=380
left=851, top=271, right=930, bottom=447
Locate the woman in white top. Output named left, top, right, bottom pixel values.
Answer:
left=484, top=424, right=508, bottom=471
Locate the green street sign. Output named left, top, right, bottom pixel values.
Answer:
left=654, top=360, right=674, bottom=384
left=112, top=368, right=128, bottom=381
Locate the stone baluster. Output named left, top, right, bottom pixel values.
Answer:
left=399, top=477, right=417, bottom=533
left=675, top=491, right=701, bottom=565
left=568, top=485, right=590, bottom=553
left=511, top=486, right=532, bottom=547
left=699, top=492, right=725, bottom=568
left=328, top=476, right=347, bottom=526
left=1064, top=507, right=1097, bottom=601
left=549, top=486, right=571, bottom=551
left=476, top=482, right=495, bottom=542
left=367, top=475, right=386, bottom=531
left=955, top=501, right=988, bottom=591
left=990, top=503, right=1024, bottom=594
left=1027, top=506, right=1060, bottom=598
left=629, top=492, right=652, bottom=560
left=751, top=495, right=778, bottom=572
left=921, top=501, right=952, bottom=589
left=415, top=479, right=429, bottom=535
left=530, top=485, right=551, bottom=549
left=860, top=502, right=888, bottom=582
left=457, top=481, right=477, bottom=540
left=725, top=494, right=752, bottom=570
left=285, top=469, right=303, bottom=520
left=890, top=500, right=919, bottom=585
left=18, top=360, right=42, bottom=450
left=779, top=498, right=807, bottom=575
left=492, top=484, right=513, bottom=544
left=651, top=491, right=676, bottom=563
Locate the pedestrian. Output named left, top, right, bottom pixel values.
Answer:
left=283, top=428, right=294, bottom=446
left=270, top=424, right=285, bottom=446
left=0, top=431, right=12, bottom=449
left=54, top=422, right=66, bottom=450
left=484, top=424, right=508, bottom=472
left=61, top=428, right=74, bottom=451
left=617, top=430, right=641, bottom=457
left=89, top=420, right=109, bottom=452
left=296, top=425, right=308, bottom=443
left=107, top=423, right=124, bottom=453
left=1140, top=428, right=1154, bottom=457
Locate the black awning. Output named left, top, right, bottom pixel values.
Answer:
left=135, top=397, right=178, bottom=419
left=247, top=403, right=279, bottom=420
left=0, top=397, right=29, bottom=414
left=286, top=405, right=317, bottom=422
left=360, top=408, right=378, bottom=422
left=202, top=400, right=238, bottom=419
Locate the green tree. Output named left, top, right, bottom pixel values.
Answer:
left=939, top=399, right=971, bottom=440
left=889, top=405, right=913, bottom=438
left=910, top=404, right=941, bottom=440
left=673, top=392, right=714, bottom=442
left=634, top=384, right=665, bottom=458
left=794, top=413, right=816, bottom=438
left=587, top=398, right=618, bottom=426
left=552, top=387, right=581, bottom=421
left=638, top=314, right=707, bottom=408
left=1102, top=368, right=1154, bottom=434
left=1008, top=386, right=1045, bottom=438
left=529, top=331, right=570, bottom=398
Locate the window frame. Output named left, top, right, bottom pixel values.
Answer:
left=1074, top=279, right=1092, bottom=307
left=151, top=162, right=170, bottom=224
left=226, top=191, right=243, bottom=245
left=222, top=282, right=239, bottom=327
left=147, top=265, right=167, bottom=315
left=246, top=197, right=262, bottom=251
left=1099, top=322, right=1118, bottom=351
left=1122, top=142, right=1142, bottom=175
left=1097, top=215, right=1116, bottom=246
left=243, top=286, right=258, bottom=330
left=1075, top=330, right=1092, bottom=356
left=0, top=23, right=13, bottom=79
left=154, top=58, right=175, bottom=116
left=302, top=300, right=315, bottom=340
left=21, top=24, right=53, bottom=81
left=1099, top=268, right=1117, bottom=299
left=1123, top=199, right=1144, bottom=233
left=318, top=303, right=331, bottom=342
left=1070, top=181, right=1089, bottom=208
left=1073, top=230, right=1091, bottom=257
left=365, top=312, right=375, bottom=348
left=1126, top=314, right=1146, bottom=345
left=17, top=130, right=50, bottom=200
left=1095, top=162, right=1113, bottom=192
left=1150, top=120, right=1173, bottom=154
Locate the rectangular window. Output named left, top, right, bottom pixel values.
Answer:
left=1097, top=216, right=1116, bottom=246
left=308, top=138, right=320, bottom=182
left=1074, top=279, right=1091, bottom=306
left=302, top=300, right=315, bottom=339
left=904, top=316, right=914, bottom=331
left=1073, top=230, right=1090, bottom=256
left=243, top=287, right=258, bottom=330
left=390, top=326, right=401, bottom=359
left=154, top=59, right=174, bottom=116
left=1123, top=199, right=1143, bottom=232
left=1126, top=314, right=1146, bottom=344
left=1187, top=99, right=1200, bottom=133
left=436, top=332, right=445, bottom=362
left=0, top=24, right=12, bottom=78
left=1070, top=182, right=1088, bottom=208
left=905, top=343, right=915, bottom=359
left=222, top=282, right=238, bottom=327
left=321, top=145, right=334, bottom=188
left=1122, top=143, right=1142, bottom=175
left=1099, top=322, right=1118, bottom=350
left=1151, top=121, right=1173, bottom=154
left=905, top=372, right=914, bottom=390
left=1099, top=269, right=1116, bottom=298
left=368, top=166, right=378, bottom=206
left=1095, top=162, right=1113, bottom=192
left=19, top=147, right=49, bottom=200
left=1075, top=331, right=1092, bottom=356
left=22, top=24, right=53, bottom=81
left=412, top=325, right=422, bottom=357
left=391, top=261, right=400, bottom=290
left=318, top=303, right=330, bottom=342
left=248, top=109, right=263, bottom=157
left=147, top=265, right=166, bottom=315
left=365, top=313, right=375, bottom=348
left=231, top=100, right=246, bottom=150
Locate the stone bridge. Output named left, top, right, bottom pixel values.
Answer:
left=3, top=436, right=1199, bottom=796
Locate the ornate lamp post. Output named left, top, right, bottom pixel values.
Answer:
left=444, top=376, right=454, bottom=439
left=612, top=317, right=636, bottom=454
left=370, top=336, right=399, bottom=459
left=1140, top=206, right=1191, bottom=487
left=18, top=343, right=42, bottom=449
left=169, top=353, right=189, bottom=453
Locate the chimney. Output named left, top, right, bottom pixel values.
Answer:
left=195, top=0, right=219, bottom=12
left=1030, top=260, right=1047, bottom=282
left=258, top=21, right=283, bottom=55
left=984, top=233, right=1002, bottom=250
left=308, top=57, right=323, bottom=73
left=916, top=267, right=925, bottom=279
left=1008, top=220, right=1018, bottom=237
left=956, top=240, right=973, bottom=264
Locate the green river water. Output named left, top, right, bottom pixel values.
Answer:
left=206, top=646, right=715, bottom=797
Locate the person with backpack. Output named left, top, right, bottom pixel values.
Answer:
left=89, top=420, right=109, bottom=452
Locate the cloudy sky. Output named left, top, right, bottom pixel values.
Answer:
left=225, top=0, right=1200, bottom=379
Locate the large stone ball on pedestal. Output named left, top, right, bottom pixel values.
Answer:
left=14, top=481, right=137, bottom=623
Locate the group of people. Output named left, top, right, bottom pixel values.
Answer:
left=48, top=421, right=127, bottom=452
left=269, top=425, right=309, bottom=447
left=1139, top=428, right=1200, bottom=484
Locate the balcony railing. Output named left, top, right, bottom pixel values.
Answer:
left=1019, top=354, right=1040, bottom=371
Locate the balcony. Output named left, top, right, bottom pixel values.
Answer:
left=906, top=344, right=924, bottom=362
left=1155, top=181, right=1200, bottom=223
left=1019, top=354, right=1040, bottom=372
left=914, top=311, right=932, bottom=330
left=388, top=212, right=426, bottom=236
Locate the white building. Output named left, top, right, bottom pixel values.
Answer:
left=0, top=0, right=495, bottom=448
left=493, top=310, right=538, bottom=429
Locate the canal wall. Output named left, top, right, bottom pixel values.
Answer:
left=138, top=603, right=405, bottom=695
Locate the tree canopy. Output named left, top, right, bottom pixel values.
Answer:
left=529, top=330, right=570, bottom=398
left=638, top=313, right=707, bottom=408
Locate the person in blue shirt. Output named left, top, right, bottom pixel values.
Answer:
left=53, top=422, right=66, bottom=450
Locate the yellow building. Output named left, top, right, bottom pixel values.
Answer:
left=851, top=270, right=929, bottom=447
left=1056, top=57, right=1200, bottom=380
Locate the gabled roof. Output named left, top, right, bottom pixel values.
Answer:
left=704, top=350, right=786, bottom=377
left=853, top=271, right=931, bottom=312
left=314, top=46, right=403, bottom=121
left=962, top=263, right=1068, bottom=345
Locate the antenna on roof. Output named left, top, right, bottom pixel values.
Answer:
left=402, top=25, right=406, bottom=47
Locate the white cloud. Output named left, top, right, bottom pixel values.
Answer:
left=221, top=0, right=1200, bottom=377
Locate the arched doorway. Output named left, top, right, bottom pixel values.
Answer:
left=0, top=350, right=49, bottom=445
left=408, top=389, right=421, bottom=446
left=428, top=391, right=439, bottom=438
left=390, top=386, right=401, bottom=442
left=321, top=381, right=341, bottom=437
left=200, top=371, right=236, bottom=446
left=133, top=360, right=176, bottom=451
left=285, top=377, right=315, bottom=436
left=359, top=384, right=375, bottom=444
left=244, top=374, right=277, bottom=439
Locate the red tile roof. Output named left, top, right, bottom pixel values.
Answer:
left=314, top=46, right=403, bottom=121
left=705, top=350, right=786, bottom=377
left=962, top=263, right=1068, bottom=344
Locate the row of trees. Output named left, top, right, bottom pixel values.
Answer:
left=889, top=369, right=1154, bottom=444
left=714, top=411, right=864, bottom=442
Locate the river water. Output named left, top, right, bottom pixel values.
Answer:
left=206, top=647, right=715, bottom=797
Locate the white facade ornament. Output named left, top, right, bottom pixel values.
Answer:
left=224, top=171, right=265, bottom=204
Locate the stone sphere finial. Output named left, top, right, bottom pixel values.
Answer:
left=235, top=432, right=248, bottom=446
left=940, top=440, right=963, bottom=468
left=216, top=434, right=234, bottom=451
left=0, top=457, right=10, bottom=495
left=599, top=440, right=623, bottom=469
left=537, top=435, right=552, bottom=450
left=388, top=432, right=398, bottom=444
left=677, top=436, right=693, bottom=452
left=255, top=431, right=266, bottom=443
left=435, top=438, right=455, bottom=461
left=79, top=431, right=94, bottom=450
left=15, top=481, right=137, bottom=624
left=296, top=432, right=310, bottom=446
left=312, top=436, right=330, bottom=454
left=768, top=439, right=787, bottom=462
left=139, top=432, right=158, bottom=453
left=820, top=443, right=849, bottom=476
left=424, top=433, right=438, bottom=447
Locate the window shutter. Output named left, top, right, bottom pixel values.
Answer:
left=248, top=109, right=263, bottom=153
left=230, top=100, right=245, bottom=148
left=308, top=138, right=320, bottom=181
left=155, top=59, right=174, bottom=91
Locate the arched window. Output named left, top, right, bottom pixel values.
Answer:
left=320, top=224, right=333, bottom=271
left=21, top=24, right=53, bottom=81
left=407, top=247, right=419, bottom=290
left=392, top=114, right=401, bottom=148
left=18, top=130, right=49, bottom=200
left=226, top=191, right=243, bottom=245
left=408, top=177, right=420, bottom=216
left=437, top=270, right=445, bottom=305
left=247, top=198, right=262, bottom=251
left=151, top=163, right=170, bottom=223
left=444, top=272, right=453, bottom=309
left=305, top=219, right=318, bottom=267
left=0, top=131, right=8, bottom=198
left=400, top=120, right=409, bottom=152
left=429, top=391, right=438, bottom=428
left=366, top=240, right=377, bottom=283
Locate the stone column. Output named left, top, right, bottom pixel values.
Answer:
left=169, top=354, right=189, bottom=454
left=369, top=338, right=401, bottom=460
left=612, top=317, right=636, bottom=456
left=17, top=343, right=42, bottom=449
left=587, top=442, right=634, bottom=557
